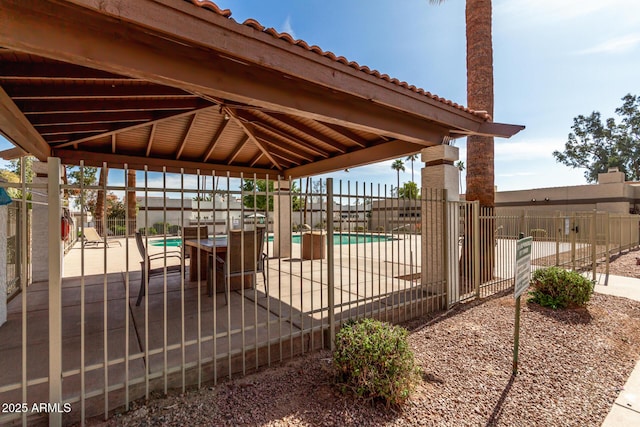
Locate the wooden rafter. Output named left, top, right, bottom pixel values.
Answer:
left=29, top=111, right=156, bottom=126
left=264, top=112, right=348, bottom=154
left=235, top=110, right=329, bottom=158
left=0, top=0, right=491, bottom=145
left=202, top=119, right=229, bottom=162
left=0, top=62, right=137, bottom=81
left=54, top=105, right=216, bottom=148
left=317, top=122, right=370, bottom=148
left=225, top=107, right=281, bottom=170
left=253, top=131, right=314, bottom=163
left=224, top=135, right=249, bottom=165
left=175, top=113, right=198, bottom=160
left=3, top=83, right=196, bottom=100
left=145, top=123, right=157, bottom=157
left=111, top=134, right=116, bottom=153
left=17, top=98, right=206, bottom=115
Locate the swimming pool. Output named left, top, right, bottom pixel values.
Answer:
left=150, top=233, right=395, bottom=247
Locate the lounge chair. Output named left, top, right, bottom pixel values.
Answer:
left=82, top=226, right=121, bottom=247
left=210, top=227, right=268, bottom=304
left=135, top=232, right=183, bottom=306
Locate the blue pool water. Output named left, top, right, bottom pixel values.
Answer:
left=150, top=233, right=394, bottom=247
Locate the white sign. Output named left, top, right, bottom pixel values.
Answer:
left=514, top=236, right=533, bottom=298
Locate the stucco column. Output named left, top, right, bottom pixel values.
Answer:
left=272, top=180, right=292, bottom=258
left=0, top=203, right=7, bottom=327
left=421, top=145, right=460, bottom=307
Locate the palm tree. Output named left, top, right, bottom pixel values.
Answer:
left=430, top=0, right=494, bottom=207
left=406, top=153, right=419, bottom=184
left=455, top=160, right=465, bottom=194
left=431, top=0, right=495, bottom=282
left=391, top=159, right=405, bottom=197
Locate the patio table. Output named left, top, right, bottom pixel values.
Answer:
left=184, top=237, right=227, bottom=282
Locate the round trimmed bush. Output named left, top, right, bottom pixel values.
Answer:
left=528, top=267, right=594, bottom=309
left=333, top=318, right=420, bottom=407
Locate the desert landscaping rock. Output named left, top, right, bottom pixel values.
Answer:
left=88, top=250, right=640, bottom=426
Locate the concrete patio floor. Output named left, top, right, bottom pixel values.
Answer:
left=0, top=235, right=425, bottom=424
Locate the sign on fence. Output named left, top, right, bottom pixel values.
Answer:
left=514, top=236, right=533, bottom=299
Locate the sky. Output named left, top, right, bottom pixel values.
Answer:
left=1, top=0, right=639, bottom=193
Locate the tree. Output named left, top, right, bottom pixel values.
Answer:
left=66, top=165, right=98, bottom=211
left=455, top=160, right=465, bottom=194
left=398, top=181, right=420, bottom=199
left=405, top=153, right=419, bottom=184
left=391, top=159, right=405, bottom=197
left=431, top=0, right=496, bottom=282
left=126, top=169, right=137, bottom=235
left=241, top=179, right=301, bottom=212
left=553, top=94, right=640, bottom=183
left=95, top=167, right=107, bottom=235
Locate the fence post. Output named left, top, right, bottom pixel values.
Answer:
left=326, top=178, right=335, bottom=350
left=473, top=201, right=480, bottom=299
left=48, top=158, right=63, bottom=427
left=591, top=210, right=597, bottom=281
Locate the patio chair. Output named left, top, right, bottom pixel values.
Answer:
left=210, top=227, right=268, bottom=304
left=135, top=232, right=183, bottom=306
left=182, top=225, right=208, bottom=258
left=82, top=226, right=122, bottom=247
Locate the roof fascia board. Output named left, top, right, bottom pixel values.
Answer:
left=0, top=1, right=452, bottom=144
left=60, top=0, right=491, bottom=133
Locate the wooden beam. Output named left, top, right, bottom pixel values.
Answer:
left=54, top=148, right=278, bottom=178
left=284, top=140, right=433, bottom=179
left=175, top=113, right=198, bottom=160
left=145, top=123, right=157, bottom=157
left=3, top=82, right=195, bottom=99
left=253, top=131, right=315, bottom=163
left=54, top=105, right=215, bottom=148
left=36, top=122, right=114, bottom=135
left=224, top=135, right=249, bottom=165
left=0, top=61, right=136, bottom=80
left=16, top=98, right=208, bottom=114
left=317, top=122, right=369, bottom=148
left=265, top=112, right=348, bottom=154
left=202, top=119, right=229, bottom=162
left=0, top=0, right=495, bottom=146
left=63, top=0, right=495, bottom=134
left=234, top=109, right=330, bottom=158
left=31, top=111, right=154, bottom=126
left=111, top=134, right=116, bottom=153
left=0, top=85, right=51, bottom=160
left=225, top=108, right=281, bottom=170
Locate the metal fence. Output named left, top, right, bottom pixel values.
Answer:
left=0, top=164, right=444, bottom=425
left=5, top=201, right=29, bottom=300
left=2, top=161, right=639, bottom=425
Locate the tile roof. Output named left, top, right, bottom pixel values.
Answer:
left=185, top=0, right=491, bottom=121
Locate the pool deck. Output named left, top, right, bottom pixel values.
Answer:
left=0, top=234, right=423, bottom=424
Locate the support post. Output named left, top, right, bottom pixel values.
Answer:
left=326, top=178, right=335, bottom=350
left=47, top=157, right=63, bottom=427
left=421, top=145, right=460, bottom=308
left=273, top=179, right=292, bottom=258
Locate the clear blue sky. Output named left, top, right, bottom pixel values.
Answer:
left=2, top=0, right=639, bottom=192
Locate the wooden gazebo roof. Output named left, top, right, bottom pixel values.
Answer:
left=0, top=0, right=523, bottom=178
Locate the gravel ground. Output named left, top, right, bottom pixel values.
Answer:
left=91, top=250, right=640, bottom=426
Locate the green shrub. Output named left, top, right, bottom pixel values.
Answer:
left=152, top=222, right=170, bottom=234
left=113, top=225, right=127, bottom=236
left=333, top=318, right=420, bottom=408
left=354, top=225, right=366, bottom=232
left=167, top=224, right=181, bottom=235
left=528, top=267, right=594, bottom=309
left=138, top=227, right=157, bottom=236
